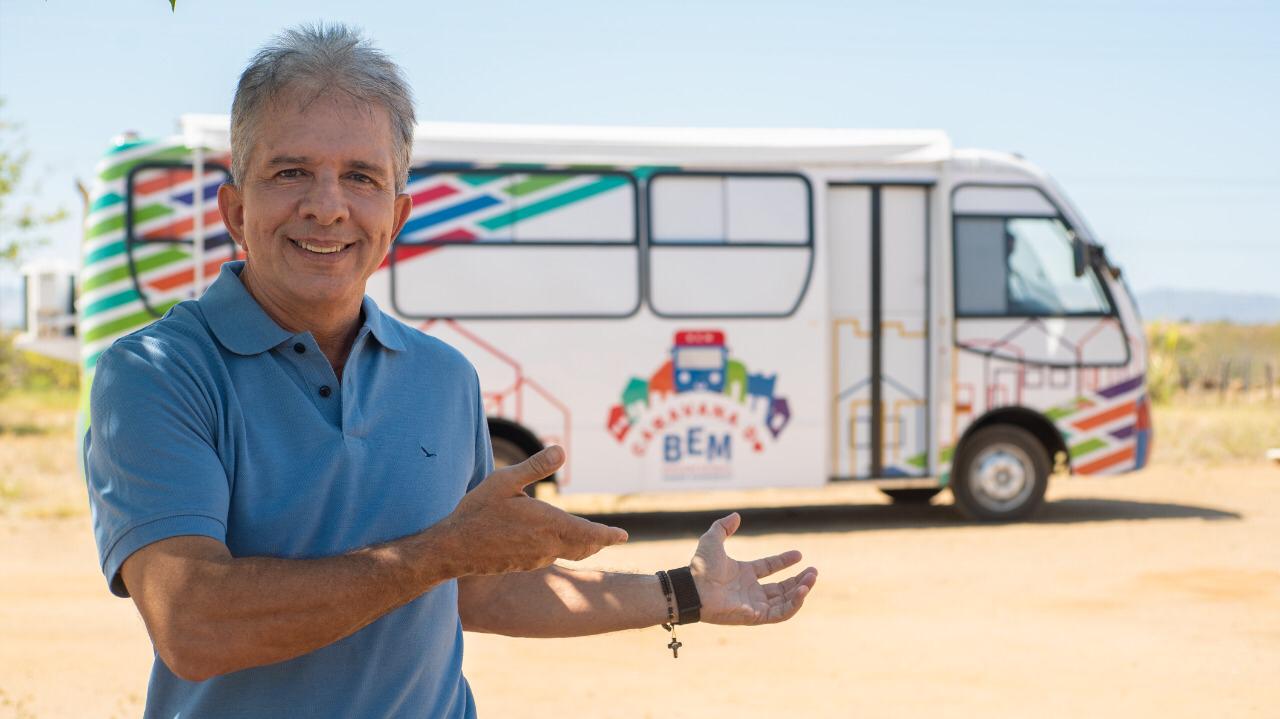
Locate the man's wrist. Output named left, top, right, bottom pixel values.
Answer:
left=393, top=522, right=471, bottom=593
left=666, top=566, right=702, bottom=624
left=647, top=573, right=671, bottom=626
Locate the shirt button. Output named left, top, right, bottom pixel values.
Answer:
left=319, top=385, right=332, bottom=398
left=293, top=342, right=306, bottom=354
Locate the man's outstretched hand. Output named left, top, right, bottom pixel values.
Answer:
left=690, top=513, right=818, bottom=625
left=441, top=446, right=629, bottom=577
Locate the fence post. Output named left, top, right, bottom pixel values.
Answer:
left=1220, top=359, right=1232, bottom=402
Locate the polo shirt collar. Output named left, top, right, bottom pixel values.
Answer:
left=201, top=261, right=404, bottom=355
left=202, top=262, right=292, bottom=355
left=360, top=294, right=406, bottom=352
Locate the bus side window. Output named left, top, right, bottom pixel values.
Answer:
left=955, top=218, right=1008, bottom=314
left=955, top=216, right=1111, bottom=317
left=390, top=168, right=640, bottom=319
left=647, top=173, right=813, bottom=317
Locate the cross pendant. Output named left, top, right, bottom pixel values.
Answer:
left=668, top=637, right=682, bottom=658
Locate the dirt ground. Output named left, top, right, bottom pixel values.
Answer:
left=2, top=462, right=1278, bottom=718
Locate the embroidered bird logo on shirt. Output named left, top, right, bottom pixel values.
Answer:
left=420, top=446, right=437, bottom=458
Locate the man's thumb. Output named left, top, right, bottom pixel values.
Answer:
left=704, top=512, right=741, bottom=542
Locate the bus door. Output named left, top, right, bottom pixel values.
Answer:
left=827, top=184, right=931, bottom=479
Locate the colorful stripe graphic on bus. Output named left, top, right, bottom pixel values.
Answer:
left=79, top=145, right=649, bottom=385
left=606, top=331, right=791, bottom=480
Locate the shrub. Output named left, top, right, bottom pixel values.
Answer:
left=0, top=332, right=78, bottom=398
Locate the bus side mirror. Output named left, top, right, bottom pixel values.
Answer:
left=1072, top=235, right=1087, bottom=277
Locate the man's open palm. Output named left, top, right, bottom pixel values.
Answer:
left=690, top=513, right=818, bottom=625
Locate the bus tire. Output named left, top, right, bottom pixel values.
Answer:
left=950, top=425, right=1049, bottom=522
left=879, top=488, right=942, bottom=504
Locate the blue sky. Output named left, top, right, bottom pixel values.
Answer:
left=1, top=0, right=1277, bottom=312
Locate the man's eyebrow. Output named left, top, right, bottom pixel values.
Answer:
left=266, top=155, right=310, bottom=166
left=348, top=160, right=390, bottom=177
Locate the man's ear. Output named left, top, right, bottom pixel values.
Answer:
left=391, top=191, right=413, bottom=241
left=218, top=182, right=248, bottom=254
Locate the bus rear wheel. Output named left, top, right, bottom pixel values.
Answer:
left=491, top=435, right=553, bottom=499
left=491, top=435, right=528, bottom=468
left=879, top=488, right=942, bottom=504
left=950, top=425, right=1049, bottom=522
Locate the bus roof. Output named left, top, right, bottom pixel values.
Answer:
left=179, top=114, right=951, bottom=168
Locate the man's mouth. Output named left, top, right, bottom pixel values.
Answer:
left=291, top=239, right=350, bottom=255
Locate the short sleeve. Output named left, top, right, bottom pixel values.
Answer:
left=467, top=367, right=494, bottom=492
left=85, top=337, right=231, bottom=597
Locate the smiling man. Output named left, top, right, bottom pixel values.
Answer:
left=84, top=23, right=817, bottom=718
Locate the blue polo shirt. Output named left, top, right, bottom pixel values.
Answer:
left=84, top=261, right=492, bottom=718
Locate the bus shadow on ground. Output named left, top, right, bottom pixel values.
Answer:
left=579, top=498, right=1242, bottom=542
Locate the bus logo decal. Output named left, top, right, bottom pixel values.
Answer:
left=606, top=330, right=791, bottom=480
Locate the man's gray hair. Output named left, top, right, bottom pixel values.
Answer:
left=230, top=23, right=416, bottom=193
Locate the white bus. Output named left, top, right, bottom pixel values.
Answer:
left=78, top=119, right=1151, bottom=520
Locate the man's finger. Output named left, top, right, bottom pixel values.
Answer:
left=488, top=445, right=565, bottom=493
left=765, top=573, right=816, bottom=624
left=761, top=567, right=815, bottom=599
left=749, top=549, right=803, bottom=580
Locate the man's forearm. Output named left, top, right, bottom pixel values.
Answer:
left=458, top=565, right=669, bottom=638
left=126, top=446, right=629, bottom=682
left=126, top=527, right=463, bottom=682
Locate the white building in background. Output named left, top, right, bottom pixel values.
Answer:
left=15, top=259, right=78, bottom=364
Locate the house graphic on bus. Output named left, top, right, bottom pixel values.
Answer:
left=606, top=331, right=792, bottom=472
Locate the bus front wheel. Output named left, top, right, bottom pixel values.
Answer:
left=950, top=425, right=1049, bottom=522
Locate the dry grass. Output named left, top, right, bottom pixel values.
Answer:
left=1149, top=395, right=1280, bottom=467
left=0, top=388, right=87, bottom=520
left=1146, top=321, right=1280, bottom=402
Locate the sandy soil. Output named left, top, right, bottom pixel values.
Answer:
left=2, top=462, right=1278, bottom=718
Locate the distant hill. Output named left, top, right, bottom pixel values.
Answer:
left=1138, top=288, right=1280, bottom=324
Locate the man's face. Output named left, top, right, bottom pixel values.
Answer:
left=218, top=90, right=412, bottom=317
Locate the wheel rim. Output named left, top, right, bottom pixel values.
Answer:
left=969, top=442, right=1035, bottom=512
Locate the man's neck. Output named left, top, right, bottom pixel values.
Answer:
left=240, top=264, right=362, bottom=380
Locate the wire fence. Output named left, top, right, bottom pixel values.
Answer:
left=1168, top=356, right=1280, bottom=402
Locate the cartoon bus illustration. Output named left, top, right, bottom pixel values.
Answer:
left=672, top=330, right=728, bottom=393
left=77, top=119, right=1150, bottom=520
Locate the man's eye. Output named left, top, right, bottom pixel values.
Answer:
left=349, top=173, right=373, bottom=184
left=277, top=169, right=305, bottom=179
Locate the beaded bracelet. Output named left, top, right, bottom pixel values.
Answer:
left=655, top=570, right=682, bottom=658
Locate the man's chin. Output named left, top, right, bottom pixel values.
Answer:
left=285, top=282, right=363, bottom=309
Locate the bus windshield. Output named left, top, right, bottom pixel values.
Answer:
left=675, top=347, right=724, bottom=370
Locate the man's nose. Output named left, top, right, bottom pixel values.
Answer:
left=298, top=173, right=350, bottom=225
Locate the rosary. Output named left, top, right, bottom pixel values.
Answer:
left=657, top=569, right=685, bottom=658
left=656, top=566, right=702, bottom=658
left=664, top=622, right=682, bottom=658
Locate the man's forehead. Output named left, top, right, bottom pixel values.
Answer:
left=250, top=88, right=396, bottom=167
left=263, top=84, right=389, bottom=125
